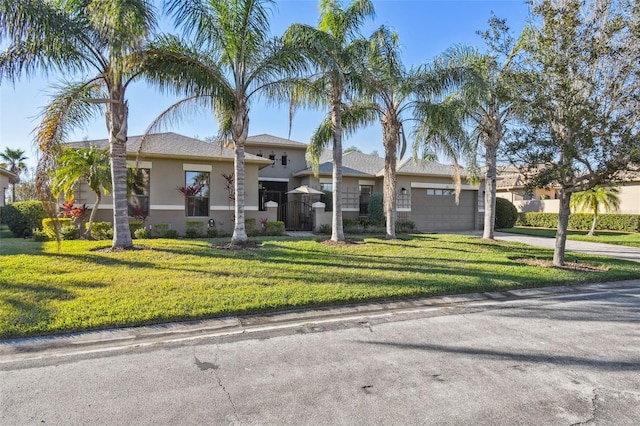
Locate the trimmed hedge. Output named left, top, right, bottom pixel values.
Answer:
left=3, top=201, right=47, bottom=237
left=42, top=218, right=73, bottom=239
left=517, top=212, right=640, bottom=232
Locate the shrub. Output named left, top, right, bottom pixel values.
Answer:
left=129, top=221, right=144, bottom=238
left=151, top=223, right=170, bottom=237
left=86, top=222, right=113, bottom=240
left=495, top=198, right=518, bottom=229
left=185, top=220, right=205, bottom=238
left=368, top=193, right=384, bottom=225
left=0, top=206, right=4, bottom=224
left=517, top=212, right=640, bottom=232
left=61, top=225, right=79, bottom=240
left=264, top=221, right=285, bottom=236
left=163, top=229, right=178, bottom=239
left=42, top=218, right=73, bottom=239
left=3, top=201, right=47, bottom=237
left=245, top=218, right=256, bottom=232
left=318, top=224, right=331, bottom=234
left=32, top=229, right=49, bottom=242
left=395, top=220, right=416, bottom=234
left=206, top=228, right=218, bottom=238
left=134, top=227, right=151, bottom=239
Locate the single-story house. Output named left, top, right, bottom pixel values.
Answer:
left=66, top=132, right=484, bottom=234
left=496, top=166, right=640, bottom=214
left=0, top=167, right=18, bottom=206
left=67, top=132, right=272, bottom=234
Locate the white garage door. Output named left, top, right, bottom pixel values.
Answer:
left=411, top=189, right=476, bottom=232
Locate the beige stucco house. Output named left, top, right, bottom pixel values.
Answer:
left=67, top=132, right=484, bottom=234
left=0, top=167, right=18, bottom=206
left=496, top=166, right=640, bottom=214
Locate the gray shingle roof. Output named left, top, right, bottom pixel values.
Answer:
left=65, top=132, right=271, bottom=163
left=395, top=157, right=469, bottom=177
left=0, top=167, right=18, bottom=178
left=246, top=134, right=307, bottom=149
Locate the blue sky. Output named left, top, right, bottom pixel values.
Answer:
left=0, top=0, right=530, bottom=170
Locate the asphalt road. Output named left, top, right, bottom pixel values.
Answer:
left=2, top=281, right=640, bottom=425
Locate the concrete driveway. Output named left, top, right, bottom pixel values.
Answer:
left=494, top=232, right=640, bottom=263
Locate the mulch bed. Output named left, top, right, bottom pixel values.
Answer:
left=92, top=245, right=150, bottom=253
left=318, top=239, right=365, bottom=246
left=514, top=258, right=608, bottom=272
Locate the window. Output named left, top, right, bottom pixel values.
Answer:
left=426, top=188, right=454, bottom=196
left=128, top=168, right=150, bottom=218
left=184, top=171, right=210, bottom=216
left=281, top=152, right=288, bottom=166
left=359, top=185, right=373, bottom=215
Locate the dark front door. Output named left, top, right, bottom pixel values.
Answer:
left=280, top=200, right=312, bottom=231
left=260, top=181, right=288, bottom=222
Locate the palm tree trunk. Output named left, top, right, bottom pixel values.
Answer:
left=86, top=191, right=101, bottom=238
left=553, top=189, right=571, bottom=266
left=482, top=142, right=498, bottom=239
left=382, top=123, right=398, bottom=239
left=231, top=106, right=249, bottom=245
left=107, top=91, right=133, bottom=249
left=588, top=214, right=597, bottom=236
left=330, top=85, right=345, bottom=242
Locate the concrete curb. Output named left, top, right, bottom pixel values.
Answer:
left=2, top=279, right=638, bottom=363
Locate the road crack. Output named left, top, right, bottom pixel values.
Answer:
left=194, top=350, right=240, bottom=423
left=570, top=388, right=600, bottom=426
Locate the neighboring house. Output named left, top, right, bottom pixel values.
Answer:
left=496, top=166, right=640, bottom=214
left=0, top=167, right=18, bottom=206
left=66, top=132, right=484, bottom=234
left=496, top=166, right=561, bottom=213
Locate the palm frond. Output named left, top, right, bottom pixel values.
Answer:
left=35, top=80, right=106, bottom=155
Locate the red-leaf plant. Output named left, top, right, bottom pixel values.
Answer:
left=177, top=184, right=203, bottom=197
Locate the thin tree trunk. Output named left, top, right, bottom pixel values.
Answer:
left=553, top=188, right=571, bottom=266
left=107, top=92, right=133, bottom=249
left=330, top=85, right=344, bottom=242
left=383, top=123, right=398, bottom=239
left=231, top=106, right=249, bottom=245
left=85, top=191, right=101, bottom=238
left=588, top=215, right=597, bottom=236
left=483, top=142, right=498, bottom=239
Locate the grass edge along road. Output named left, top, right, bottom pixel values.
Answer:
left=502, top=227, right=640, bottom=248
left=2, top=234, right=639, bottom=339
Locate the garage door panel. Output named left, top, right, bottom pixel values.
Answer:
left=412, top=190, right=476, bottom=232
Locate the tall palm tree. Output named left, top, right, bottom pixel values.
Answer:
left=570, top=185, right=620, bottom=236
left=437, top=17, right=523, bottom=240
left=0, top=0, right=158, bottom=249
left=0, top=147, right=28, bottom=203
left=285, top=0, right=375, bottom=242
left=51, top=147, right=112, bottom=237
left=140, top=0, right=307, bottom=246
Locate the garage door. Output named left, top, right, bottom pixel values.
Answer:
left=411, top=189, right=476, bottom=232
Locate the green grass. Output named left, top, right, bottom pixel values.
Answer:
left=2, top=234, right=639, bottom=339
left=501, top=227, right=640, bottom=248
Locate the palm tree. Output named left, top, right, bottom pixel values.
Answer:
left=51, top=147, right=112, bottom=237
left=0, top=0, right=158, bottom=249
left=0, top=147, right=28, bottom=203
left=437, top=17, right=523, bottom=240
left=140, top=0, right=307, bottom=246
left=570, top=185, right=620, bottom=236
left=285, top=0, right=375, bottom=242
left=306, top=27, right=465, bottom=239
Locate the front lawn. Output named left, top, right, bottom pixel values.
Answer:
left=2, top=234, right=639, bottom=339
left=501, top=227, right=640, bottom=248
